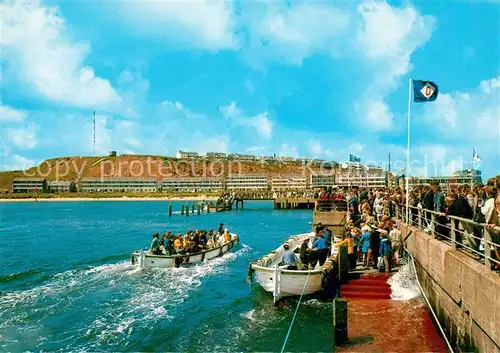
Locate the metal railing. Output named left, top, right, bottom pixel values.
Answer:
left=394, top=204, right=500, bottom=271
left=315, top=200, right=348, bottom=212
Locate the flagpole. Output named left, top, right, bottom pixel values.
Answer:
left=405, top=78, right=412, bottom=222
left=471, top=152, right=475, bottom=191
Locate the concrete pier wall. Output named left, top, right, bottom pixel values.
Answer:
left=397, top=221, right=500, bottom=353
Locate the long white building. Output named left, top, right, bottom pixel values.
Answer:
left=12, top=178, right=44, bottom=193
left=336, top=174, right=386, bottom=188
left=162, top=177, right=222, bottom=192
left=271, top=175, right=308, bottom=190
left=80, top=178, right=158, bottom=192
left=227, top=174, right=268, bottom=190
left=310, top=173, right=336, bottom=188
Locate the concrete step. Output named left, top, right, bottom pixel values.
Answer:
left=341, top=290, right=392, bottom=300
left=341, top=284, right=392, bottom=294
left=340, top=273, right=393, bottom=300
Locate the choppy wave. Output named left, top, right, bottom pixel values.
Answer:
left=0, top=244, right=252, bottom=351
left=0, top=268, right=44, bottom=284
left=388, top=263, right=422, bottom=301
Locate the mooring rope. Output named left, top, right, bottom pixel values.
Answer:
left=280, top=268, right=312, bottom=353
left=404, top=247, right=454, bottom=353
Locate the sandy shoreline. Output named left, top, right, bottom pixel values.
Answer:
left=0, top=196, right=219, bottom=203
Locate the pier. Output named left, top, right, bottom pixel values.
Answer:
left=273, top=198, right=315, bottom=209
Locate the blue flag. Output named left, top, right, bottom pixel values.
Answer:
left=412, top=80, right=438, bottom=102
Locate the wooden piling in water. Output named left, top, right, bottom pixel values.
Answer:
left=333, top=298, right=348, bottom=345
left=197, top=204, right=200, bottom=215
left=191, top=203, right=195, bottom=213
left=186, top=204, right=189, bottom=216
left=338, top=245, right=349, bottom=284
left=168, top=203, right=172, bottom=217
left=181, top=205, right=185, bottom=215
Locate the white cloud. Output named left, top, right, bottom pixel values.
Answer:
left=361, top=99, right=394, bottom=131
left=124, top=138, right=142, bottom=148
left=2, top=0, right=121, bottom=110
left=355, top=2, right=435, bottom=131
left=308, top=140, right=322, bottom=155
left=219, top=101, right=242, bottom=118
left=349, top=143, right=365, bottom=153
left=2, top=154, right=36, bottom=171
left=219, top=102, right=272, bottom=139
left=279, top=143, right=298, bottom=158
left=423, top=76, right=500, bottom=140
left=241, top=1, right=435, bottom=131
left=246, top=145, right=271, bottom=154
left=6, top=124, right=38, bottom=149
left=1, top=105, right=27, bottom=122
left=244, top=2, right=351, bottom=65
left=480, top=76, right=500, bottom=94
left=116, top=1, right=238, bottom=50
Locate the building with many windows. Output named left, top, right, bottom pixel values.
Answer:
left=453, top=169, right=482, bottom=184
left=271, top=175, right=308, bottom=190
left=48, top=181, right=71, bottom=193
left=162, top=177, right=223, bottom=192
left=310, top=173, right=336, bottom=188
left=80, top=178, right=158, bottom=192
left=12, top=178, right=44, bottom=193
left=408, top=175, right=481, bottom=189
left=336, top=174, right=386, bottom=188
left=226, top=174, right=268, bottom=190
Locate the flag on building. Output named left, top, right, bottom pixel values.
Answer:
left=473, top=149, right=482, bottom=163
left=349, top=154, right=361, bottom=163
left=412, top=80, right=439, bottom=102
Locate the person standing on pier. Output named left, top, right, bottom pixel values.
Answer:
left=312, top=231, right=329, bottom=266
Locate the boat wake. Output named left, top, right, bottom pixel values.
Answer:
left=0, top=244, right=252, bottom=351
left=388, top=263, right=422, bottom=301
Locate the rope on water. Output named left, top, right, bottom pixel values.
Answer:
left=404, top=247, right=454, bottom=353
left=280, top=269, right=312, bottom=353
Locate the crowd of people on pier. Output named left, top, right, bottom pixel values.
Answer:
left=309, top=175, right=500, bottom=270
left=279, top=176, right=499, bottom=272
left=149, top=223, right=232, bottom=256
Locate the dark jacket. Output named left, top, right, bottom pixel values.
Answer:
left=422, top=190, right=434, bottom=210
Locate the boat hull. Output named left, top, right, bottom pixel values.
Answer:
left=250, top=232, right=336, bottom=303
left=131, top=234, right=239, bottom=269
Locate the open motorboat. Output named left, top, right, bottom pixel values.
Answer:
left=131, top=233, right=239, bottom=269
left=248, top=232, right=340, bottom=304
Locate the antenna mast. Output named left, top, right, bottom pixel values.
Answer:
left=93, top=111, right=96, bottom=156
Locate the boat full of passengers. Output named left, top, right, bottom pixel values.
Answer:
left=131, top=225, right=239, bottom=268
left=248, top=230, right=339, bottom=303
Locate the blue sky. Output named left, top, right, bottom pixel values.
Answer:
left=1, top=0, right=499, bottom=179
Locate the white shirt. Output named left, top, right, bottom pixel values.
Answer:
left=482, top=198, right=495, bottom=223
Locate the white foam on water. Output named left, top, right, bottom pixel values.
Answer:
left=388, top=263, right=422, bottom=301
left=0, top=243, right=253, bottom=351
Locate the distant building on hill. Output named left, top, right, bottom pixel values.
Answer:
left=176, top=151, right=200, bottom=159
left=206, top=152, right=227, bottom=159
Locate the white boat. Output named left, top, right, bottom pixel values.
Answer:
left=248, top=232, right=338, bottom=304
left=131, top=233, right=239, bottom=269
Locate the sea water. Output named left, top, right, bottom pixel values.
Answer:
left=0, top=201, right=336, bottom=352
